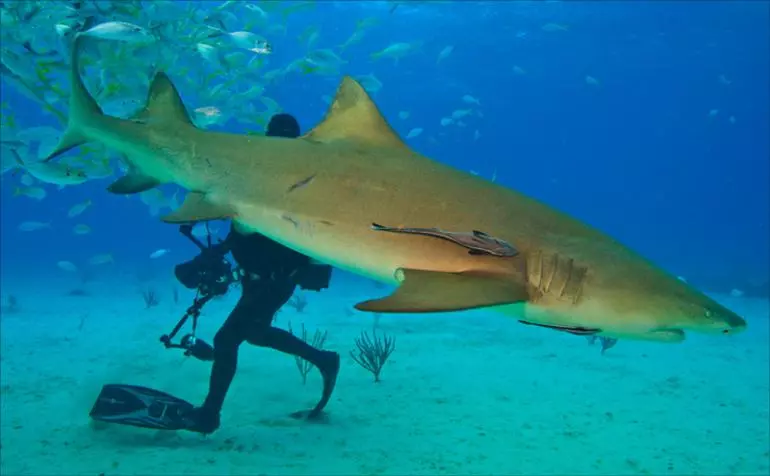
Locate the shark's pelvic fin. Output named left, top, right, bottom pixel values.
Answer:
left=44, top=35, right=103, bottom=162
left=107, top=174, right=161, bottom=194
left=161, top=192, right=236, bottom=223
left=302, top=76, right=408, bottom=149
left=135, top=72, right=194, bottom=127
left=354, top=268, right=529, bottom=313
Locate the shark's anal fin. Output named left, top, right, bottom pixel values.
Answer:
left=107, top=174, right=161, bottom=194
left=161, top=192, right=236, bottom=224
left=354, top=268, right=529, bottom=313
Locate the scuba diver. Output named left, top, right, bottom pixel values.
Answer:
left=89, top=114, right=340, bottom=434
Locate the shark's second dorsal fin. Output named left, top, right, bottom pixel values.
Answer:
left=134, top=72, right=194, bottom=126
left=302, top=76, right=406, bottom=149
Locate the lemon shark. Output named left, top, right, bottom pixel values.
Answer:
left=46, top=39, right=746, bottom=343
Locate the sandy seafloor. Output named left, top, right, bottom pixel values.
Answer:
left=0, top=278, right=768, bottom=476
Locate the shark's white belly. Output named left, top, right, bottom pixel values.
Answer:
left=231, top=203, right=402, bottom=283
left=229, top=199, right=482, bottom=286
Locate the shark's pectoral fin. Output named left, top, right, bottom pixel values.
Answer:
left=354, top=268, right=529, bottom=313
left=107, top=174, right=161, bottom=194
left=161, top=192, right=236, bottom=223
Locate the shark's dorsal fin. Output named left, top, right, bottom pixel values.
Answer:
left=136, top=72, right=194, bottom=126
left=302, top=76, right=406, bottom=149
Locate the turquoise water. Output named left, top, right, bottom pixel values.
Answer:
left=1, top=1, right=768, bottom=474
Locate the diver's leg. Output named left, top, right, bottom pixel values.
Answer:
left=245, top=283, right=340, bottom=419
left=201, top=314, right=246, bottom=414
left=250, top=325, right=341, bottom=419
left=184, top=297, right=249, bottom=433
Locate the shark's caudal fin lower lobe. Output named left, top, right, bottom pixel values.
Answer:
left=44, top=35, right=104, bottom=162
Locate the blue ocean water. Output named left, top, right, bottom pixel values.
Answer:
left=2, top=2, right=768, bottom=293
left=1, top=2, right=768, bottom=475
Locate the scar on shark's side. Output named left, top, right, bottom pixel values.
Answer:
left=287, top=174, right=316, bottom=193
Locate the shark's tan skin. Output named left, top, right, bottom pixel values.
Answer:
left=46, top=38, right=746, bottom=343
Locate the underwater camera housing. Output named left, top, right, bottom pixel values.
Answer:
left=174, top=224, right=235, bottom=298
left=174, top=251, right=233, bottom=298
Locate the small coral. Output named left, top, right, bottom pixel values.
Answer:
left=350, top=330, right=396, bottom=383
left=141, top=288, right=160, bottom=309
left=288, top=322, right=327, bottom=384
left=287, top=294, right=308, bottom=313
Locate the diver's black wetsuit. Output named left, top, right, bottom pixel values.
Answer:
left=193, top=228, right=338, bottom=428
left=174, top=114, right=340, bottom=434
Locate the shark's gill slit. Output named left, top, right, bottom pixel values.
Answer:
left=542, top=253, right=557, bottom=293
left=556, top=257, right=574, bottom=298
left=529, top=250, right=543, bottom=290
left=568, top=264, right=587, bottom=305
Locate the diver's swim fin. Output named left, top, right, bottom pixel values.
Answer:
left=89, top=384, right=194, bottom=431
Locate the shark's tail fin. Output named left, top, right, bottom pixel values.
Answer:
left=43, top=34, right=103, bottom=162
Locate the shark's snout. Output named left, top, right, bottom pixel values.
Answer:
left=687, top=305, right=747, bottom=336
left=715, top=309, right=747, bottom=335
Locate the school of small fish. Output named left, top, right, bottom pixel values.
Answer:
left=1, top=1, right=738, bottom=275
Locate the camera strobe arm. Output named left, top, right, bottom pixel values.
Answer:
left=160, top=293, right=213, bottom=348
left=179, top=224, right=208, bottom=251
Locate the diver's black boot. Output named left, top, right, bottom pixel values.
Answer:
left=250, top=327, right=341, bottom=421
left=291, top=350, right=340, bottom=421
left=310, top=350, right=340, bottom=419
left=181, top=406, right=221, bottom=434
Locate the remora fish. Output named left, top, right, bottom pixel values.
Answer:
left=370, top=222, right=517, bottom=257
left=44, top=37, right=746, bottom=343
